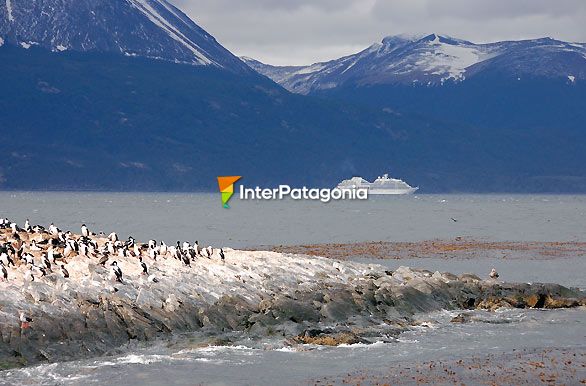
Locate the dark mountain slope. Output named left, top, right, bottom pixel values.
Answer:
left=1, top=45, right=481, bottom=191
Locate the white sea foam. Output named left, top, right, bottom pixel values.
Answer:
left=274, top=346, right=298, bottom=352
left=337, top=341, right=387, bottom=349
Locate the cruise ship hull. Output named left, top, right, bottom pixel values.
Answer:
left=369, top=187, right=418, bottom=195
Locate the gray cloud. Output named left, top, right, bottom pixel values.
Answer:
left=170, top=0, right=586, bottom=65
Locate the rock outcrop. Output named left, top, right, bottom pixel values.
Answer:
left=0, top=230, right=584, bottom=369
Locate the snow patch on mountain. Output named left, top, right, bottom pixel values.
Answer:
left=127, top=0, right=214, bottom=66
left=5, top=0, right=13, bottom=22
left=417, top=37, right=495, bottom=82
left=294, top=63, right=327, bottom=75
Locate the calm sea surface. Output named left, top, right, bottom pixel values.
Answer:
left=1, top=193, right=586, bottom=247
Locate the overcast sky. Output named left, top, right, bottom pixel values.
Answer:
left=170, top=0, right=586, bottom=66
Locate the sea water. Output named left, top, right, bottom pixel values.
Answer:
left=1, top=192, right=586, bottom=247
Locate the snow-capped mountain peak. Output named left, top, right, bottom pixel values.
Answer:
left=0, top=0, right=252, bottom=73
left=243, top=34, right=586, bottom=93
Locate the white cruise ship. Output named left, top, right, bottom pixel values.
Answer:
left=336, top=173, right=418, bottom=195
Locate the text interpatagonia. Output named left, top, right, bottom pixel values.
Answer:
left=239, top=185, right=368, bottom=203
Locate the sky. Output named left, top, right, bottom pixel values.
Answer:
left=170, top=0, right=586, bottom=66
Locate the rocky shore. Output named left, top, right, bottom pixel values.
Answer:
left=0, top=224, right=585, bottom=369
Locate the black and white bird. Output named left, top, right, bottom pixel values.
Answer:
left=111, top=261, right=123, bottom=282
left=42, top=254, right=52, bottom=272
left=48, top=223, right=59, bottom=235
left=139, top=257, right=148, bottom=275
left=132, top=243, right=141, bottom=258
left=0, top=252, right=12, bottom=267
left=0, top=261, right=7, bottom=281
left=107, top=242, right=115, bottom=255
left=24, top=219, right=32, bottom=233
left=172, top=246, right=181, bottom=260
left=126, top=236, right=136, bottom=248
left=48, top=248, right=61, bottom=263
left=188, top=247, right=197, bottom=261
left=63, top=242, right=75, bottom=258
left=489, top=268, right=499, bottom=279
left=159, top=241, right=168, bottom=257
left=181, top=251, right=191, bottom=266
left=29, top=240, right=42, bottom=252
left=36, top=265, right=48, bottom=277
left=60, top=264, right=70, bottom=278
left=118, top=247, right=128, bottom=258
left=219, top=248, right=225, bottom=262
left=81, top=224, right=90, bottom=237
left=108, top=232, right=119, bottom=242
left=79, top=243, right=88, bottom=257
left=3, top=252, right=15, bottom=267
left=23, top=267, right=35, bottom=282
left=24, top=253, right=35, bottom=266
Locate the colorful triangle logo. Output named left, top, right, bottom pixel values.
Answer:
left=217, top=176, right=241, bottom=208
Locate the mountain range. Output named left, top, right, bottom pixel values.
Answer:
left=1, top=1, right=585, bottom=192
left=242, top=33, right=585, bottom=93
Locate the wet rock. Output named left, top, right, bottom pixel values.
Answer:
left=459, top=273, right=482, bottom=283
left=451, top=312, right=473, bottom=323
left=291, top=329, right=366, bottom=346
left=265, top=296, right=321, bottom=323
